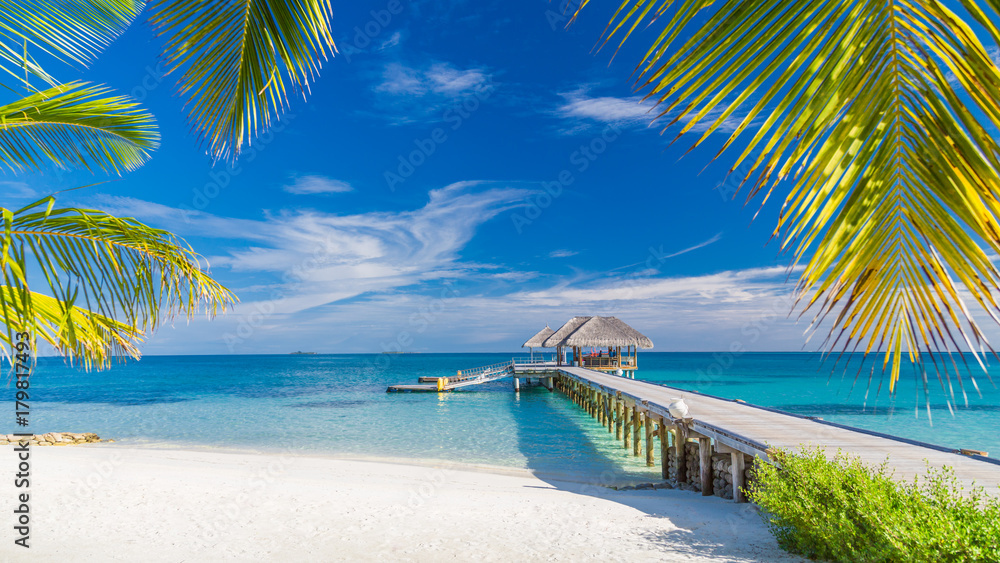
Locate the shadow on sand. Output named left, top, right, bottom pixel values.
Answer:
left=502, top=383, right=792, bottom=562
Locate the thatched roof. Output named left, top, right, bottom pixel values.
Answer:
left=541, top=316, right=591, bottom=348
left=522, top=326, right=555, bottom=348
left=543, top=316, right=653, bottom=349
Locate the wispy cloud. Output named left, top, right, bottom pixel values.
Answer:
left=283, top=175, right=353, bottom=195
left=555, top=89, right=653, bottom=125
left=555, top=87, right=751, bottom=136
left=379, top=31, right=402, bottom=51
left=102, top=181, right=530, bottom=318
left=549, top=249, right=578, bottom=258
left=0, top=181, right=38, bottom=200
left=372, top=60, right=494, bottom=123
left=376, top=61, right=490, bottom=97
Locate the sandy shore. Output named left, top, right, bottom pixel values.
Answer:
left=2, top=445, right=802, bottom=562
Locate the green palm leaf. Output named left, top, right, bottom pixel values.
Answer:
left=0, top=0, right=144, bottom=89
left=1, top=195, right=236, bottom=368
left=574, top=0, right=1000, bottom=398
left=149, top=0, right=335, bottom=160
left=0, top=286, right=142, bottom=367
left=0, top=80, right=159, bottom=173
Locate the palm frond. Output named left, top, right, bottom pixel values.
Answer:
left=0, top=286, right=142, bottom=368
left=0, top=195, right=236, bottom=369
left=0, top=0, right=144, bottom=89
left=575, top=0, right=1000, bottom=396
left=149, top=0, right=335, bottom=160
left=0, top=80, right=159, bottom=174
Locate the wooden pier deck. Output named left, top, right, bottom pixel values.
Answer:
left=550, top=365, right=999, bottom=498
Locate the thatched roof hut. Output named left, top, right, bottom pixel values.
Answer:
left=539, top=316, right=652, bottom=372
left=541, top=316, right=591, bottom=348
left=544, top=316, right=653, bottom=349
left=562, top=317, right=654, bottom=348
left=522, top=326, right=555, bottom=348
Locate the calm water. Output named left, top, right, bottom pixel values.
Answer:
left=4, top=353, right=998, bottom=482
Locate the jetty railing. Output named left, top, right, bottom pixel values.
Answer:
left=454, top=360, right=515, bottom=381
left=511, top=356, right=556, bottom=366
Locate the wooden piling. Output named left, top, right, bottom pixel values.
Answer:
left=632, top=407, right=641, bottom=457
left=606, top=394, right=614, bottom=433
left=699, top=437, right=713, bottom=496
left=645, top=413, right=655, bottom=466
left=623, top=406, right=632, bottom=451
left=674, top=426, right=688, bottom=484
left=658, top=417, right=669, bottom=479
left=732, top=452, right=746, bottom=503
left=614, top=399, right=623, bottom=441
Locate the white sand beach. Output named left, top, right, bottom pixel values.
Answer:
left=2, top=445, right=803, bottom=562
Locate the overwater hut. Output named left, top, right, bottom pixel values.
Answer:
left=522, top=326, right=555, bottom=361
left=542, top=316, right=653, bottom=373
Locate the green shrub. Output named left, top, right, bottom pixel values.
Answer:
left=747, top=447, right=1000, bottom=562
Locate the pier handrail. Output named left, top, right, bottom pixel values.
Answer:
left=454, top=360, right=515, bottom=380
left=511, top=356, right=556, bottom=366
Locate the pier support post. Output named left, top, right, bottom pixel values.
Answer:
left=674, top=426, right=688, bottom=484
left=645, top=413, right=655, bottom=466
left=614, top=399, right=623, bottom=441
left=513, top=377, right=519, bottom=392
left=597, top=391, right=605, bottom=425
left=658, top=417, right=669, bottom=479
left=623, top=406, right=632, bottom=451
left=605, top=395, right=613, bottom=433
left=731, top=452, right=746, bottom=503
left=632, top=407, right=641, bottom=457
left=699, top=437, right=713, bottom=496
left=545, top=377, right=553, bottom=391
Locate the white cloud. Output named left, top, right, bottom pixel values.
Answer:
left=556, top=89, right=653, bottom=124
left=379, top=31, right=402, bottom=51
left=549, top=249, right=578, bottom=258
left=555, top=88, right=751, bottom=135
left=104, top=181, right=530, bottom=319
left=376, top=61, right=489, bottom=97
left=0, top=181, right=37, bottom=199
left=283, top=175, right=353, bottom=195
left=371, top=60, right=494, bottom=123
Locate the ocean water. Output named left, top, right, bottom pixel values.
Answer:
left=5, top=352, right=999, bottom=482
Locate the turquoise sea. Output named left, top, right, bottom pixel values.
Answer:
left=6, top=352, right=999, bottom=482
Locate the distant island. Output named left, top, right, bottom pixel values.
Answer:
left=290, top=351, right=316, bottom=355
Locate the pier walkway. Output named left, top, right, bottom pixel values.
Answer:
left=387, top=358, right=998, bottom=501
left=553, top=365, right=999, bottom=500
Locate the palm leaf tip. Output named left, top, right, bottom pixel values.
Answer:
left=1, top=196, right=236, bottom=369
left=576, top=0, right=1000, bottom=395
left=149, top=0, right=336, bottom=161
left=0, top=81, right=160, bottom=175
left=0, top=0, right=145, bottom=83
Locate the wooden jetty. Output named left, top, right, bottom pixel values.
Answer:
left=544, top=365, right=1000, bottom=501
left=387, top=317, right=998, bottom=501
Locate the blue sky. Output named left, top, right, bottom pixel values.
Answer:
left=3, top=1, right=826, bottom=354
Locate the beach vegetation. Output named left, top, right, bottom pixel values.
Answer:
left=748, top=447, right=1000, bottom=562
